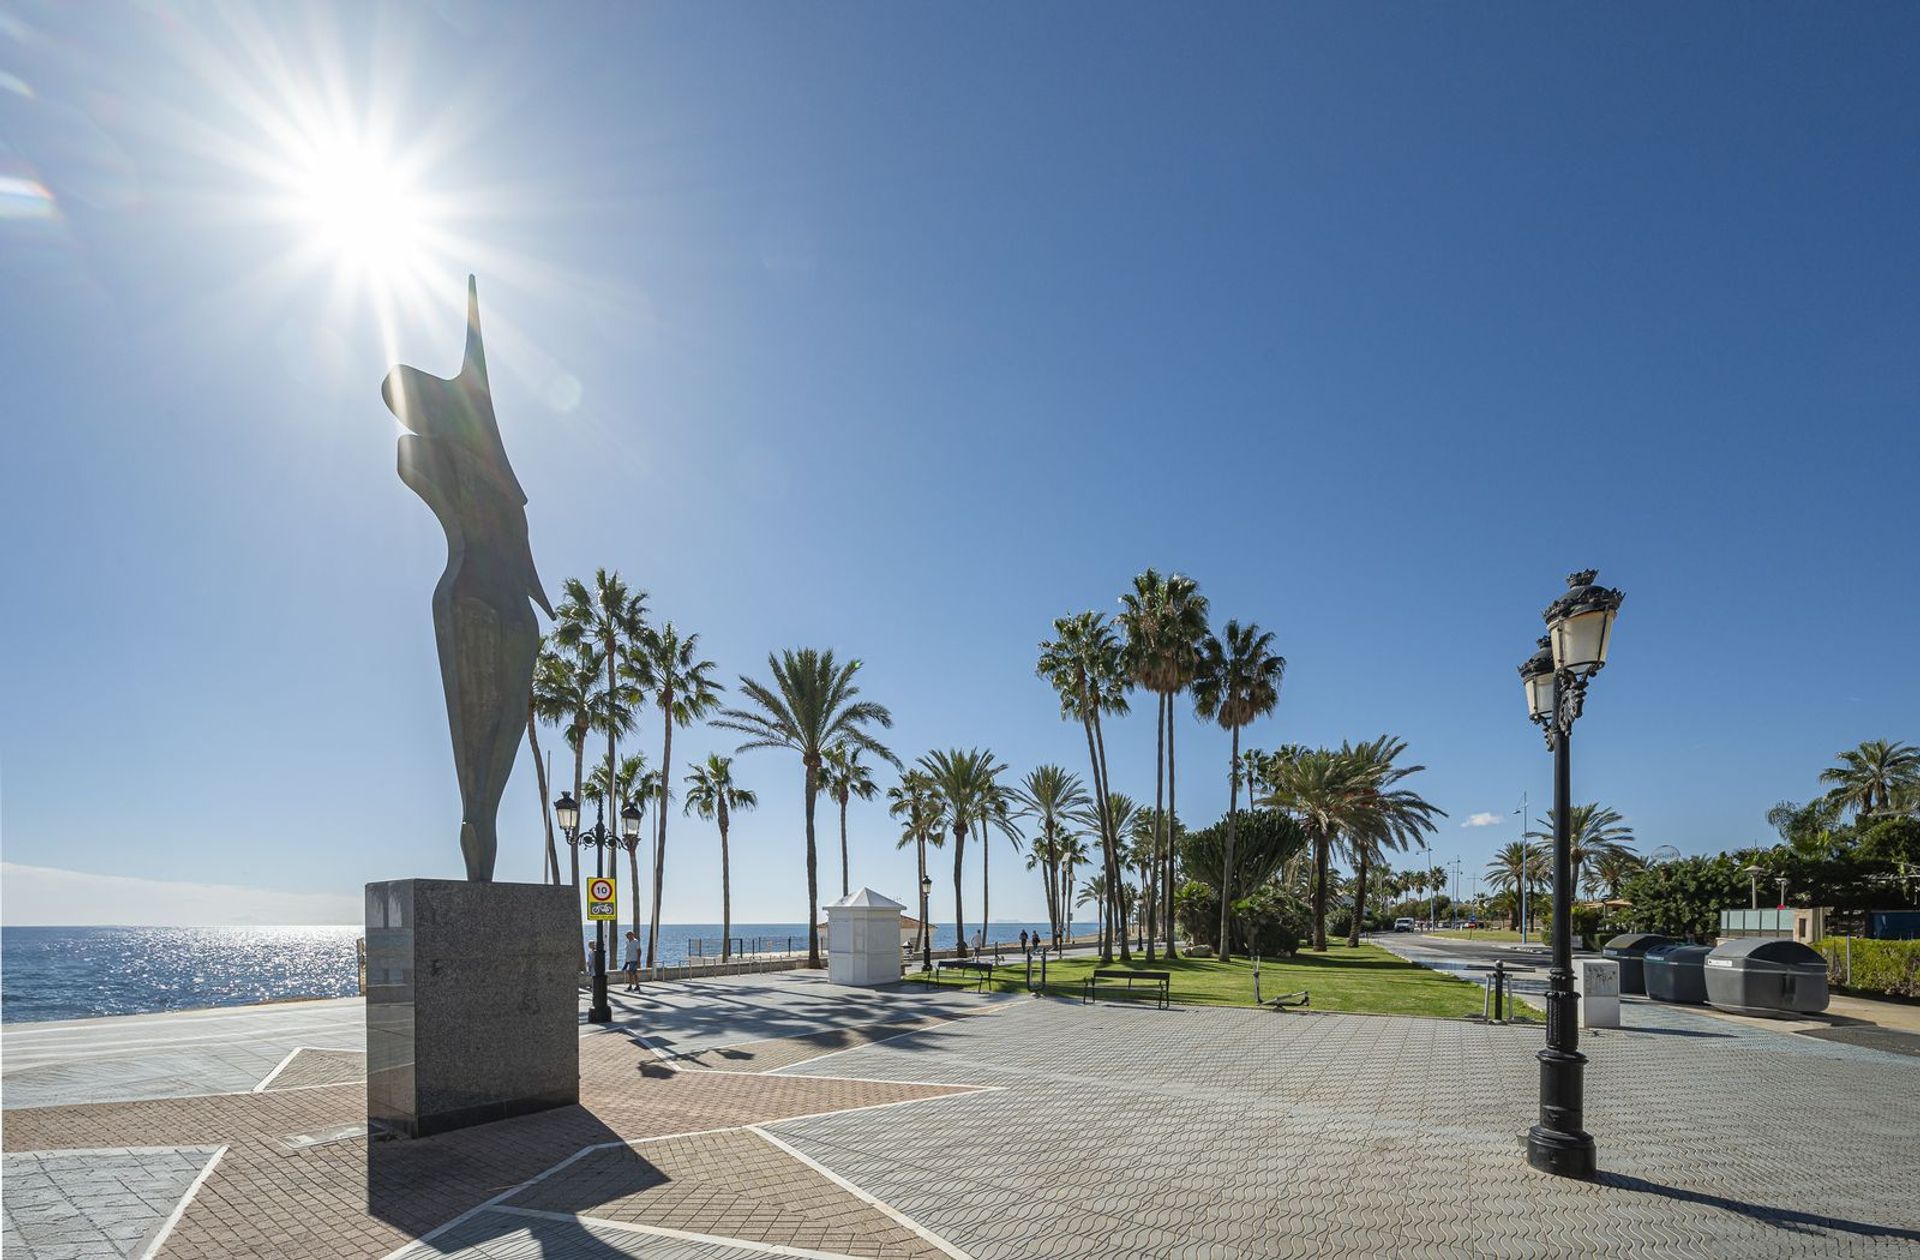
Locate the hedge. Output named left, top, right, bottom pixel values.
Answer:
left=1816, top=938, right=1920, bottom=998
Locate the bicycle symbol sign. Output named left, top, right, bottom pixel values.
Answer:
left=587, top=877, right=617, bottom=921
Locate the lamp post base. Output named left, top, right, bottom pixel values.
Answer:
left=1525, top=1123, right=1597, bottom=1179
left=588, top=941, right=612, bottom=1024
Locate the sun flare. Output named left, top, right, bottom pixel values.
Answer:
left=292, top=137, right=427, bottom=277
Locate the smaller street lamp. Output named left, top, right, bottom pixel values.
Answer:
left=1743, top=864, right=1763, bottom=910
left=1776, top=876, right=1789, bottom=910
left=920, top=875, right=934, bottom=973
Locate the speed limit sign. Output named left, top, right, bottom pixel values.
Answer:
left=587, top=877, right=617, bottom=921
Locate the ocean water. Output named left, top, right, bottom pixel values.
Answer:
left=0, top=920, right=1088, bottom=1023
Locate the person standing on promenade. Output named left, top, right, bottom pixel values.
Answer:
left=1019, top=929, right=1030, bottom=957
left=622, top=930, right=640, bottom=991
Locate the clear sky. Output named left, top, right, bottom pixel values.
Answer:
left=2, top=4, right=1915, bottom=926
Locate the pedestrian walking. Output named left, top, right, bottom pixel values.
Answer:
left=622, top=930, right=640, bottom=992
left=1019, top=929, right=1030, bottom=956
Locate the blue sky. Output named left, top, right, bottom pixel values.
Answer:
left=2, top=3, right=1915, bottom=926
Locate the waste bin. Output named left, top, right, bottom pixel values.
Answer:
left=1602, top=933, right=1670, bottom=995
left=1703, top=938, right=1830, bottom=1017
left=1642, top=943, right=1711, bottom=1004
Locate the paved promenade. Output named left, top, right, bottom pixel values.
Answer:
left=4, top=971, right=1916, bottom=1258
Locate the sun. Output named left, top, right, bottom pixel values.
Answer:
left=291, top=134, right=428, bottom=281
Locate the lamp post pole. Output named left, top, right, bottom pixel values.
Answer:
left=1519, top=569, right=1624, bottom=1180
left=555, top=792, right=640, bottom=1026
left=920, top=875, right=934, bottom=973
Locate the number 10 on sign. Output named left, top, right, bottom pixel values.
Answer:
left=587, top=877, right=617, bottom=921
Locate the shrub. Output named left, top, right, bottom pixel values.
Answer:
left=1174, top=881, right=1218, bottom=950
left=1817, top=938, right=1920, bottom=998
left=1232, top=885, right=1308, bottom=957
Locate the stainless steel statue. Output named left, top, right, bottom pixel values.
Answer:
left=381, top=276, right=551, bottom=881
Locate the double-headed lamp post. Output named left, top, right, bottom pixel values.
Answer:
left=1517, top=568, right=1624, bottom=1180
left=553, top=790, right=642, bottom=1025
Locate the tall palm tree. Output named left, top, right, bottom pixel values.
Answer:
left=535, top=641, right=612, bottom=910
left=1011, top=765, right=1090, bottom=949
left=585, top=753, right=650, bottom=946
left=1340, top=737, right=1444, bottom=947
left=888, top=769, right=945, bottom=957
left=1076, top=873, right=1108, bottom=947
left=1118, top=570, right=1210, bottom=963
left=554, top=569, right=648, bottom=905
left=1527, top=802, right=1635, bottom=893
left=1125, top=808, right=1163, bottom=952
left=683, top=754, right=757, bottom=962
left=629, top=623, right=722, bottom=969
left=976, top=783, right=1020, bottom=943
left=819, top=744, right=880, bottom=897
left=1059, top=834, right=1091, bottom=943
left=713, top=648, right=896, bottom=967
left=918, top=749, right=1008, bottom=959
left=1485, top=840, right=1544, bottom=898
left=1192, top=619, right=1286, bottom=961
left=1037, top=612, right=1132, bottom=961
left=1585, top=849, right=1642, bottom=901
left=1083, top=793, right=1139, bottom=948
left=1819, top=740, right=1920, bottom=821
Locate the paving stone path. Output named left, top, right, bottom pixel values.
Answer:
left=4, top=973, right=1916, bottom=1258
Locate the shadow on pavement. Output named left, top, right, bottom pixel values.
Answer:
left=1599, top=1172, right=1920, bottom=1242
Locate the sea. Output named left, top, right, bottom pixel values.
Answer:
left=0, top=920, right=1089, bottom=1024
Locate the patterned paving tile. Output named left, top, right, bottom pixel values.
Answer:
left=1, top=1147, right=218, bottom=1260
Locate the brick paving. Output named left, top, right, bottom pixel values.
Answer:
left=262, top=1047, right=368, bottom=1091
left=7, top=974, right=1916, bottom=1258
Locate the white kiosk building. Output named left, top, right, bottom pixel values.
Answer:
left=825, top=888, right=906, bottom=987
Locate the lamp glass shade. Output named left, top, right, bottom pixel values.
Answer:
left=620, top=800, right=643, bottom=840
left=1550, top=606, right=1615, bottom=677
left=554, top=794, right=580, bottom=832
left=1523, top=668, right=1556, bottom=723
left=920, top=876, right=933, bottom=896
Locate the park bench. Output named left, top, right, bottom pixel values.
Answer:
left=924, top=959, right=995, bottom=992
left=1081, top=968, right=1170, bottom=1010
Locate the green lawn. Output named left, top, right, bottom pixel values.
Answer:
left=1427, top=928, right=1528, bottom=943
left=910, top=942, right=1537, bottom=1020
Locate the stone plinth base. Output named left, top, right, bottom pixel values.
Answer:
left=365, top=878, right=578, bottom=1138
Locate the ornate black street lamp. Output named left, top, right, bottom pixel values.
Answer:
left=554, top=791, right=642, bottom=1025
left=920, top=874, right=934, bottom=973
left=1518, top=568, right=1623, bottom=1179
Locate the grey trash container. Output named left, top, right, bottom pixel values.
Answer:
left=1703, top=938, right=1830, bottom=1017
left=1602, top=933, right=1671, bottom=995
left=1643, top=943, right=1711, bottom=1004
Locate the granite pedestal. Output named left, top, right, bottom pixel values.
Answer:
left=365, top=878, right=578, bottom=1138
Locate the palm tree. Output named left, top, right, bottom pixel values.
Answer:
left=1192, top=619, right=1286, bottom=961
left=629, top=623, right=722, bottom=969
left=918, top=749, right=1007, bottom=958
left=1121, top=572, right=1205, bottom=964
left=1084, top=793, right=1140, bottom=948
left=888, top=769, right=945, bottom=957
left=976, top=783, right=1020, bottom=944
left=819, top=744, right=880, bottom=897
left=712, top=649, right=896, bottom=967
left=683, top=754, right=757, bottom=962
left=1819, top=740, right=1920, bottom=821
left=1037, top=612, right=1132, bottom=961
left=1485, top=840, right=1544, bottom=898
left=1076, top=873, right=1108, bottom=947
left=1527, top=802, right=1635, bottom=893
left=584, top=753, right=650, bottom=946
left=1011, top=765, right=1090, bottom=949
left=1125, top=809, right=1163, bottom=952
left=1585, top=849, right=1642, bottom=901
left=1260, top=746, right=1364, bottom=951
left=1339, top=737, right=1444, bottom=947
left=523, top=635, right=563, bottom=884
left=1059, top=833, right=1091, bottom=943
left=535, top=640, right=611, bottom=909
left=554, top=569, right=648, bottom=905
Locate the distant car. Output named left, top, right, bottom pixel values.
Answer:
left=1393, top=917, right=1415, bottom=932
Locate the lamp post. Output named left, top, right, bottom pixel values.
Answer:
left=1743, top=864, right=1762, bottom=910
left=555, top=791, right=642, bottom=1025
left=1776, top=876, right=1789, bottom=910
left=920, top=874, right=934, bottom=973
left=1518, top=568, right=1623, bottom=1180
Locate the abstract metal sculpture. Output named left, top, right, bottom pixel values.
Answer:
left=381, top=276, right=551, bottom=881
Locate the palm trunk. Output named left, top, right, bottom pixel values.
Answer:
left=805, top=762, right=822, bottom=967
left=1218, top=725, right=1241, bottom=960
left=719, top=801, right=732, bottom=963
left=528, top=703, right=558, bottom=884
left=1348, top=846, right=1370, bottom=948
left=1079, top=712, right=1115, bottom=962
left=1162, top=698, right=1179, bottom=959
left=602, top=630, right=618, bottom=976
left=570, top=731, right=587, bottom=968
left=1091, top=710, right=1129, bottom=962
left=1153, top=693, right=1167, bottom=956
left=979, top=816, right=990, bottom=944
left=647, top=688, right=674, bottom=970
left=1312, top=831, right=1330, bottom=951
left=629, top=840, right=643, bottom=964
left=915, top=832, right=928, bottom=962
left=952, top=821, right=968, bottom=959
left=839, top=794, right=850, bottom=897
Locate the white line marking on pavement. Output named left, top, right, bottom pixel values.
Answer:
left=251, top=1046, right=304, bottom=1093
left=751, top=1126, right=976, bottom=1260
left=488, top=1206, right=864, bottom=1259
left=136, top=1143, right=226, bottom=1260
